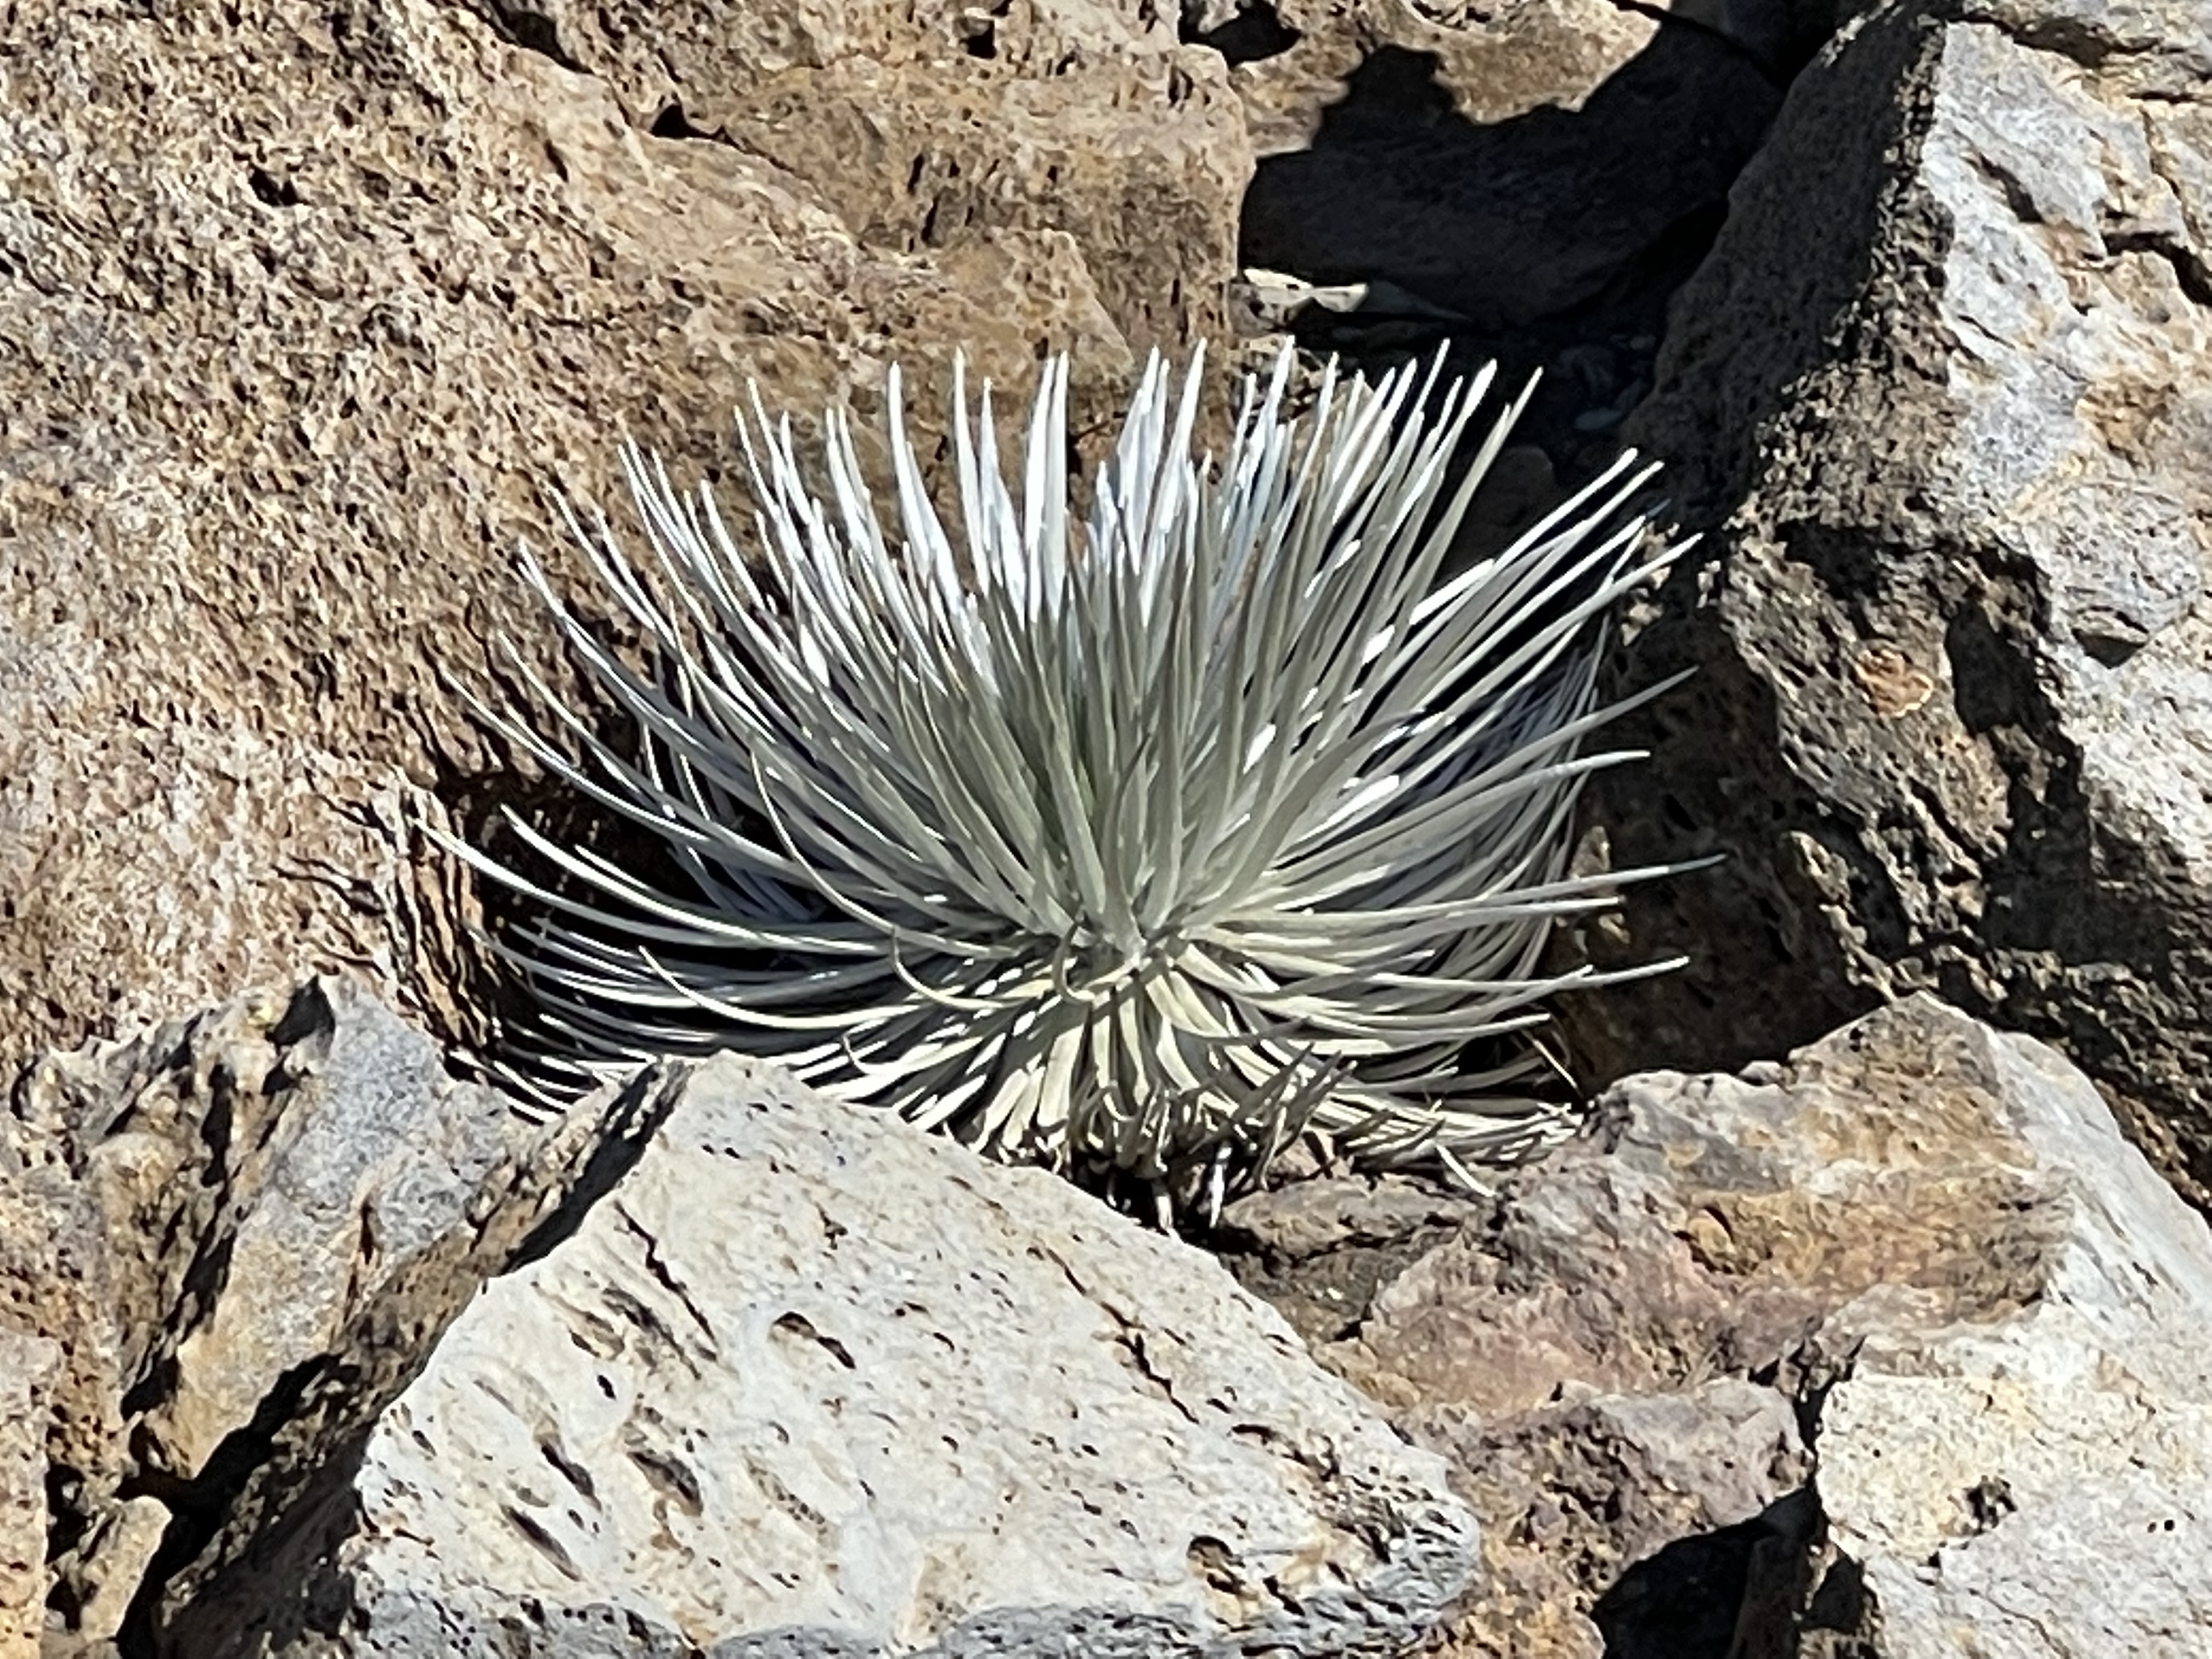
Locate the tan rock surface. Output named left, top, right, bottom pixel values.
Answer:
left=1239, top=996, right=2212, bottom=1656
left=0, top=0, right=1245, bottom=1075
left=500, top=0, right=1251, bottom=351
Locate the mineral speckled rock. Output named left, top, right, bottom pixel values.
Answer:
left=1805, top=1011, right=2212, bottom=1658
left=514, top=0, right=1254, bottom=352
left=165, top=1057, right=1480, bottom=1659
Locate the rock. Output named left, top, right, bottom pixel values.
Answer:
left=0, top=0, right=1245, bottom=1079
left=519, top=0, right=1254, bottom=352
left=1805, top=1016, right=2212, bottom=1659
left=163, top=1055, right=1480, bottom=1658
left=1212, top=0, right=1784, bottom=331
left=1425, top=1382, right=1810, bottom=1659
left=0, top=1330, right=60, bottom=1659
left=1223, top=1174, right=1482, bottom=1262
left=0, top=978, right=639, bottom=1650
left=1217, top=1175, right=1484, bottom=1344
left=1568, top=0, right=2212, bottom=1203
left=1293, top=995, right=2212, bottom=1656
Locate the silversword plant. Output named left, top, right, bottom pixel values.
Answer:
left=449, top=342, right=1691, bottom=1197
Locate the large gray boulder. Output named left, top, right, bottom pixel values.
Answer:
left=1568, top=0, right=2212, bottom=1203
left=163, top=1056, right=1480, bottom=1659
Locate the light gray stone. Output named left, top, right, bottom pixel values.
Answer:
left=0, top=1328, right=59, bottom=1659
left=168, top=1057, right=1479, bottom=1659
left=1809, top=1015, right=2212, bottom=1658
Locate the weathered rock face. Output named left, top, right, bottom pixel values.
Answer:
left=162, top=1053, right=1480, bottom=1659
left=9, top=994, right=2207, bottom=1657
left=1426, top=1384, right=1809, bottom=1659
left=0, top=978, right=639, bottom=1650
left=1218, top=1173, right=1485, bottom=1345
left=0, top=1330, right=59, bottom=1659
left=1803, top=1015, right=2212, bottom=1659
left=1212, top=0, right=1784, bottom=332
left=1261, top=995, right=2212, bottom=1657
left=1567, top=0, right=2212, bottom=1200
left=503, top=0, right=1252, bottom=354
left=0, top=0, right=1248, bottom=1079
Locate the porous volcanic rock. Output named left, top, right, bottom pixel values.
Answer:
left=162, top=1055, right=1481, bottom=1659
left=1565, top=0, right=2212, bottom=1202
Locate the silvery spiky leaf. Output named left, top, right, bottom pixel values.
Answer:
left=447, top=341, right=1692, bottom=1190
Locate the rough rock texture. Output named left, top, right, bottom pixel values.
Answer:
left=0, top=0, right=1248, bottom=1077
left=167, top=1056, right=1480, bottom=1659
left=1278, top=995, right=2212, bottom=1657
left=1806, top=1015, right=2212, bottom=1659
left=0, top=1330, right=60, bottom=1659
left=0, top=978, right=638, bottom=1651
left=1217, top=1174, right=1484, bottom=1344
left=1568, top=0, right=2212, bottom=1202
left=507, top=0, right=1252, bottom=354
left=1210, top=0, right=1783, bottom=331
left=1424, top=1385, right=1810, bottom=1659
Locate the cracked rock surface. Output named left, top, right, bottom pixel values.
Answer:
left=1571, top=0, right=2212, bottom=1204
left=163, top=1054, right=1479, bottom=1659
left=1284, top=994, right=2212, bottom=1657
left=0, top=978, right=637, bottom=1656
